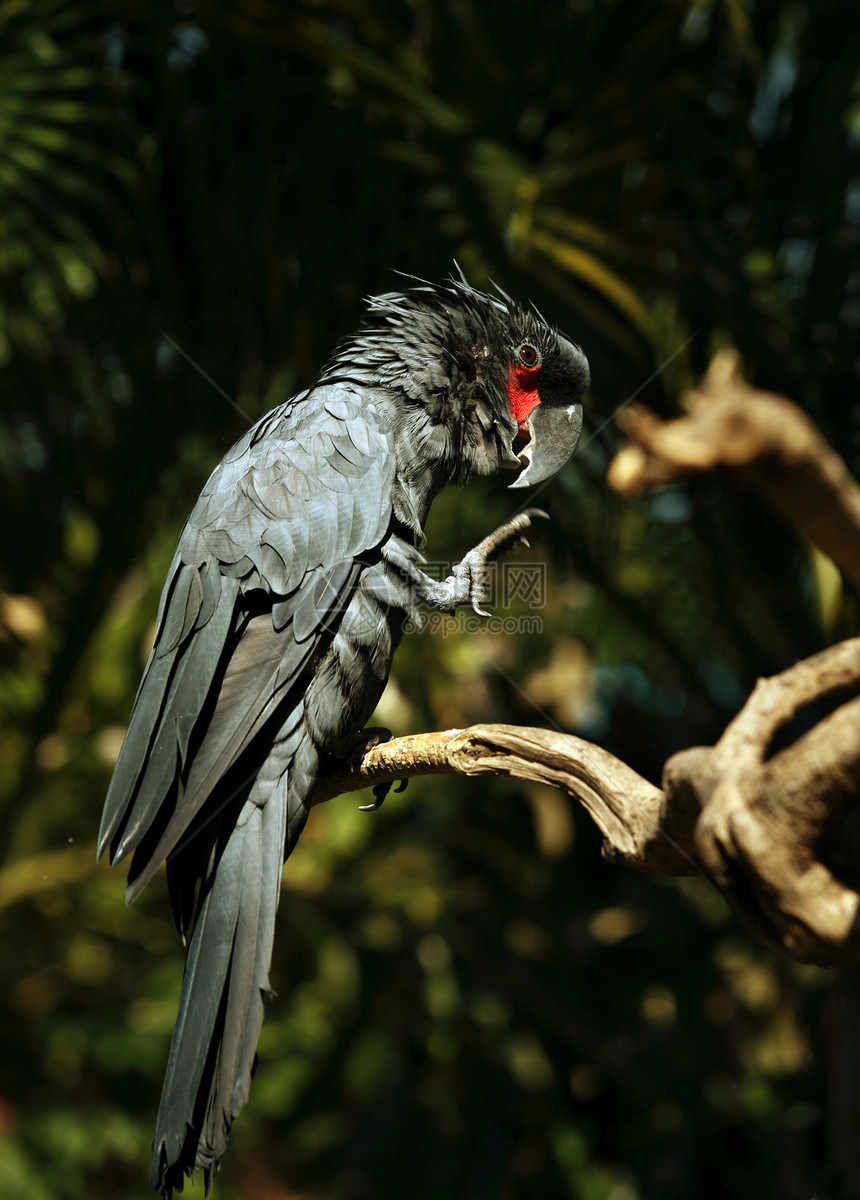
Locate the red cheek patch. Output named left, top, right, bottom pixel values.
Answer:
left=507, top=363, right=541, bottom=426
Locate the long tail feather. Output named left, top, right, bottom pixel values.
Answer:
left=151, top=764, right=305, bottom=1198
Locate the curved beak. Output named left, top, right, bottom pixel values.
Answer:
left=508, top=402, right=583, bottom=489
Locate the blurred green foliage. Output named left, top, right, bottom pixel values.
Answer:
left=1, top=0, right=859, bottom=1196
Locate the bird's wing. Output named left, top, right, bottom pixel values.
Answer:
left=98, top=384, right=396, bottom=901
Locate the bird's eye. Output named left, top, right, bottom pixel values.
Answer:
left=518, top=344, right=539, bottom=366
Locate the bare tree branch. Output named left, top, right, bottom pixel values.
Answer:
left=685, top=638, right=860, bottom=966
left=313, top=639, right=860, bottom=967
left=607, top=347, right=860, bottom=594
left=313, top=725, right=699, bottom=876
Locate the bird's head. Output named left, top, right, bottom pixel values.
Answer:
left=323, top=272, right=589, bottom=491
left=484, top=294, right=589, bottom=489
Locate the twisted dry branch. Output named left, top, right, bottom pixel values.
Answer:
left=312, top=637, right=860, bottom=968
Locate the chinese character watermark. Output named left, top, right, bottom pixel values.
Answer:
left=404, top=560, right=547, bottom=635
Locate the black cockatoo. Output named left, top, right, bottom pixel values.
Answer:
left=98, top=274, right=589, bottom=1196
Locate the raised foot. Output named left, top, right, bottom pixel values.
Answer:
left=454, top=508, right=548, bottom=616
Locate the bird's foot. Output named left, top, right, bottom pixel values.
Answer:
left=421, top=509, right=548, bottom=616
left=334, top=727, right=406, bottom=813
left=341, top=726, right=392, bottom=771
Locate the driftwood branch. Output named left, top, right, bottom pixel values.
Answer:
left=607, top=347, right=860, bottom=594
left=313, top=638, right=860, bottom=966
left=605, top=348, right=860, bottom=962
left=315, top=351, right=860, bottom=969
left=313, top=725, right=699, bottom=876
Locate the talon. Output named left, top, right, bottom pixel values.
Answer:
left=394, top=779, right=408, bottom=794
left=359, top=780, right=391, bottom=812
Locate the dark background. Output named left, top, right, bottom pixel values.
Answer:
left=1, top=1, right=859, bottom=1196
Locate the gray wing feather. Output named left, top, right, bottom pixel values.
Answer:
left=103, top=571, right=240, bottom=867
left=100, top=383, right=394, bottom=885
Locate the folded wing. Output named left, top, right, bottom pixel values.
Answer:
left=98, top=384, right=396, bottom=917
